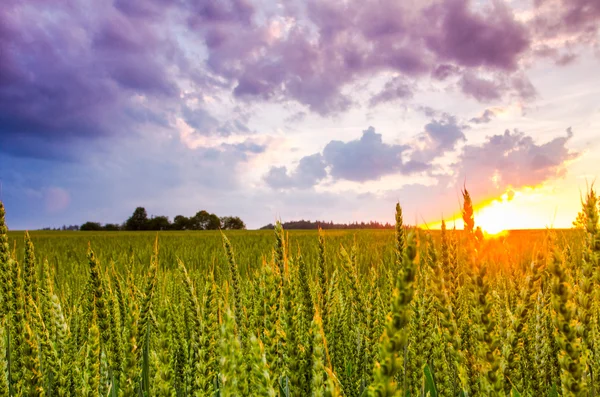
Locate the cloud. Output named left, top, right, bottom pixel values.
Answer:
left=533, top=0, right=600, bottom=45
left=410, top=115, right=466, bottom=164
left=264, top=154, right=327, bottom=189
left=264, top=126, right=420, bottom=189
left=0, top=0, right=181, bottom=160
left=455, top=128, right=579, bottom=198
left=369, top=77, right=413, bottom=107
left=511, top=74, right=537, bottom=101
left=459, top=72, right=536, bottom=103
left=264, top=121, right=466, bottom=189
left=431, top=64, right=460, bottom=80
left=322, top=127, right=414, bottom=182
left=182, top=106, right=252, bottom=137
left=470, top=108, right=497, bottom=124
left=459, top=73, right=505, bottom=102
left=196, top=0, right=537, bottom=114
left=424, top=0, right=530, bottom=71
left=2, top=0, right=592, bottom=161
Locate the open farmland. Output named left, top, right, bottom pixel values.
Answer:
left=0, top=191, right=597, bottom=396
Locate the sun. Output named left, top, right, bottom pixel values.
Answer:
left=476, top=197, right=513, bottom=235
left=425, top=188, right=552, bottom=233
left=473, top=190, right=543, bottom=234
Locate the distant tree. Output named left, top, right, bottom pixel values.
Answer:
left=221, top=216, right=246, bottom=230
left=64, top=206, right=246, bottom=232
left=259, top=219, right=395, bottom=230
left=190, top=210, right=211, bottom=230
left=172, top=215, right=190, bottom=230
left=148, top=215, right=171, bottom=231
left=103, top=223, right=120, bottom=231
left=125, top=207, right=149, bottom=231
left=207, top=213, right=221, bottom=230
left=81, top=222, right=103, bottom=231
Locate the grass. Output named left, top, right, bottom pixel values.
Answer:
left=0, top=190, right=596, bottom=396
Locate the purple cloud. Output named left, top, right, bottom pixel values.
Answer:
left=0, top=0, right=182, bottom=159
left=264, top=154, right=327, bottom=189
left=459, top=73, right=505, bottom=102
left=456, top=128, right=579, bottom=198
left=264, top=123, right=461, bottom=189
left=369, top=77, right=413, bottom=107
left=424, top=0, right=530, bottom=70
left=431, top=64, right=460, bottom=80
left=533, top=0, right=600, bottom=43
left=0, top=0, right=593, bottom=165
left=470, top=109, right=497, bottom=124
left=410, top=116, right=466, bottom=164
left=322, top=127, right=413, bottom=182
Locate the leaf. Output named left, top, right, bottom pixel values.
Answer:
left=549, top=384, right=559, bottom=397
left=511, top=387, right=522, bottom=397
left=278, top=376, right=290, bottom=397
left=423, top=364, right=438, bottom=397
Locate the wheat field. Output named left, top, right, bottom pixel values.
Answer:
left=0, top=189, right=598, bottom=396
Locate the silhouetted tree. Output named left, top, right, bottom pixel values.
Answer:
left=125, top=207, right=149, bottom=231
left=81, top=222, right=103, bottom=231
left=259, top=219, right=395, bottom=230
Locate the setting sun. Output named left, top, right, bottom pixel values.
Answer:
left=425, top=187, right=569, bottom=232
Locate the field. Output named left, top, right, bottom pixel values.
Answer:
left=0, top=192, right=597, bottom=397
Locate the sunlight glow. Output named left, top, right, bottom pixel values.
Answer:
left=424, top=187, right=564, bottom=232
left=476, top=192, right=521, bottom=234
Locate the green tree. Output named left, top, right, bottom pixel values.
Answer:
left=207, top=213, right=221, bottom=230
left=172, top=215, right=190, bottom=230
left=148, top=215, right=171, bottom=231
left=190, top=210, right=211, bottom=230
left=80, top=222, right=103, bottom=231
left=103, top=223, right=120, bottom=231
left=125, top=207, right=149, bottom=231
left=221, top=216, right=246, bottom=230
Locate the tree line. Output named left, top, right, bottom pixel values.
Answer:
left=259, top=219, right=396, bottom=230
left=80, top=207, right=246, bottom=231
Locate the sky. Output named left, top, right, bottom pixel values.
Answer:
left=1, top=0, right=599, bottom=231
